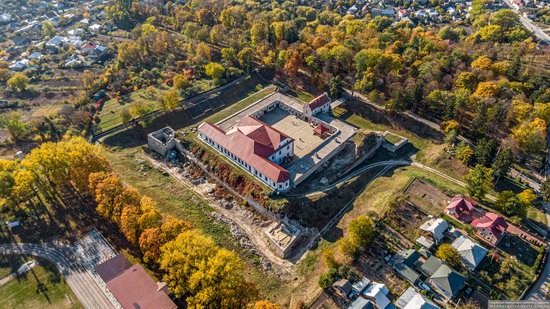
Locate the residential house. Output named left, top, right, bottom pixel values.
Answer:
left=471, top=212, right=508, bottom=246
left=420, top=256, right=465, bottom=301
left=89, top=45, right=108, bottom=60
left=445, top=195, right=475, bottom=222
left=334, top=278, right=353, bottom=297
left=419, top=217, right=448, bottom=244
left=396, top=287, right=439, bottom=309
left=362, top=282, right=391, bottom=309
left=46, top=36, right=68, bottom=48
left=451, top=236, right=488, bottom=271
left=27, top=52, right=43, bottom=60
left=8, top=59, right=29, bottom=71
left=427, top=264, right=465, bottom=301
left=349, top=298, right=375, bottom=309
left=390, top=249, right=422, bottom=284
left=0, top=13, right=11, bottom=25
left=11, top=36, right=31, bottom=47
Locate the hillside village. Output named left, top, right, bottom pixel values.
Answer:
left=0, top=0, right=549, bottom=308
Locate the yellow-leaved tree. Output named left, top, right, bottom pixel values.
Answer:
left=159, top=230, right=257, bottom=308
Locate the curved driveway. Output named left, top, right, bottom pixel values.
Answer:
left=0, top=243, right=116, bottom=309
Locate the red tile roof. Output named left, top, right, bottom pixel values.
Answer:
left=308, top=93, right=331, bottom=110
left=314, top=123, right=329, bottom=135
left=446, top=195, right=475, bottom=215
left=471, top=212, right=508, bottom=243
left=95, top=256, right=176, bottom=309
left=198, top=116, right=291, bottom=183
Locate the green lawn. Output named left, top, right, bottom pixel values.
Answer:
left=333, top=106, right=470, bottom=181
left=0, top=259, right=82, bottom=309
left=96, top=86, right=166, bottom=133
left=288, top=89, right=316, bottom=103
left=203, top=85, right=276, bottom=124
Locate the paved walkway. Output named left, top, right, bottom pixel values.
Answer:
left=0, top=243, right=116, bottom=309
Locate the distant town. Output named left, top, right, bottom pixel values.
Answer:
left=0, top=0, right=549, bottom=309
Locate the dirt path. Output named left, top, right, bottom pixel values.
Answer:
left=144, top=156, right=297, bottom=278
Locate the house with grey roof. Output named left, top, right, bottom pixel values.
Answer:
left=349, top=297, right=375, bottom=309
left=390, top=249, right=422, bottom=284
left=427, top=264, right=465, bottom=301
left=396, top=287, right=439, bottom=309
left=419, top=256, right=443, bottom=277
left=451, top=236, right=488, bottom=271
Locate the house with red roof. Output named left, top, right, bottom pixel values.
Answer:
left=198, top=116, right=294, bottom=191
left=95, top=255, right=176, bottom=309
left=471, top=212, right=508, bottom=246
left=445, top=195, right=476, bottom=222
left=303, top=92, right=331, bottom=122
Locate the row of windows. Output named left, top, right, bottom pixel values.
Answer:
left=201, top=135, right=288, bottom=190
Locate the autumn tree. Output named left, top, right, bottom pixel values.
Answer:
left=511, top=118, right=547, bottom=157
left=0, top=113, right=27, bottom=142
left=250, top=300, right=280, bottom=309
left=7, top=73, right=29, bottom=92
left=205, top=62, right=225, bottom=83
left=455, top=142, right=474, bottom=165
left=237, top=47, right=254, bottom=72
left=495, top=191, right=526, bottom=217
left=465, top=165, right=493, bottom=200
left=161, top=88, right=180, bottom=112
left=436, top=244, right=462, bottom=269
left=159, top=230, right=256, bottom=307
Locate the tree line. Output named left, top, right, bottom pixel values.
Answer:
left=0, top=136, right=281, bottom=308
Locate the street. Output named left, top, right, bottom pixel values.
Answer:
left=0, top=243, right=117, bottom=309
left=502, top=0, right=550, bottom=44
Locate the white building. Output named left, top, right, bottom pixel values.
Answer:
left=198, top=116, right=293, bottom=191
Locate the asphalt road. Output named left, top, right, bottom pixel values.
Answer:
left=502, top=0, right=550, bottom=44
left=0, top=243, right=117, bottom=309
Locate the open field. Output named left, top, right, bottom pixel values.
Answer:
left=203, top=84, right=276, bottom=124
left=95, top=85, right=167, bottom=133
left=0, top=258, right=82, bottom=309
left=332, top=104, right=470, bottom=181
left=102, top=147, right=298, bottom=304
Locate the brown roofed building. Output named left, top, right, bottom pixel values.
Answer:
left=95, top=256, right=176, bottom=309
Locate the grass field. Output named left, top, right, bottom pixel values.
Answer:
left=0, top=258, right=81, bottom=309
left=332, top=106, right=470, bottom=181
left=336, top=165, right=465, bottom=234
left=203, top=84, right=276, bottom=124
left=103, top=147, right=290, bottom=303
left=96, top=86, right=167, bottom=133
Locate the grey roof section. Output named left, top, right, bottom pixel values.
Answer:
left=349, top=297, right=375, bottom=309
left=429, top=265, right=465, bottom=299
left=396, top=287, right=439, bottom=309
left=451, top=236, right=488, bottom=270
left=420, top=256, right=443, bottom=277
left=390, top=249, right=421, bottom=268
left=394, top=263, right=420, bottom=284
left=352, top=277, right=372, bottom=294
